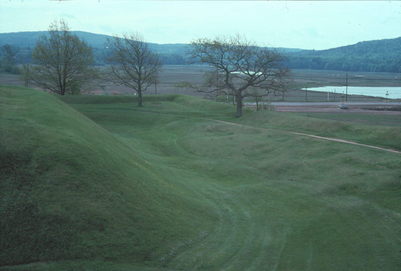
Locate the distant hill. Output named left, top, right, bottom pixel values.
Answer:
left=0, top=31, right=302, bottom=66
left=0, top=31, right=192, bottom=64
left=285, top=37, right=401, bottom=72
left=0, top=31, right=301, bottom=53
left=0, top=31, right=400, bottom=72
left=0, top=31, right=45, bottom=48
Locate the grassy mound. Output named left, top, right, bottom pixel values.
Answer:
left=63, top=93, right=401, bottom=271
left=0, top=86, right=215, bottom=268
left=1, top=86, right=400, bottom=270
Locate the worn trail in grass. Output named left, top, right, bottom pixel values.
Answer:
left=63, top=95, right=401, bottom=271
left=213, top=119, right=401, bottom=154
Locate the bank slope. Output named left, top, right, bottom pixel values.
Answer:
left=0, top=86, right=213, bottom=268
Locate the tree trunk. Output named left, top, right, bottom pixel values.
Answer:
left=255, top=97, right=259, bottom=111
left=235, top=94, right=243, bottom=117
left=137, top=90, right=143, bottom=107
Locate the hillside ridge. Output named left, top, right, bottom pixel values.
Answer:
left=1, top=31, right=400, bottom=71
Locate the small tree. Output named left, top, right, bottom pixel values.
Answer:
left=191, top=35, right=288, bottom=117
left=27, top=20, right=94, bottom=95
left=0, top=44, right=19, bottom=73
left=21, top=64, right=32, bottom=87
left=107, top=33, right=161, bottom=106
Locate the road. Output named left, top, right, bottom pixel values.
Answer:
left=245, top=101, right=401, bottom=113
left=246, top=102, right=401, bottom=106
left=274, top=102, right=401, bottom=106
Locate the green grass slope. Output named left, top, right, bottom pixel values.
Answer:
left=64, top=94, right=400, bottom=271
left=238, top=111, right=401, bottom=151
left=1, top=86, right=400, bottom=270
left=0, top=86, right=217, bottom=269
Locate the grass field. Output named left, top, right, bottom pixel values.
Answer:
left=237, top=111, right=401, bottom=151
left=297, top=112, right=401, bottom=127
left=1, top=86, right=400, bottom=270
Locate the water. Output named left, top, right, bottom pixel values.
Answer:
left=303, top=86, right=401, bottom=99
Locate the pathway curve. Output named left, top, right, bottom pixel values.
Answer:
left=213, top=120, right=401, bottom=155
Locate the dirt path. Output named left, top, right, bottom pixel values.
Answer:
left=289, top=132, right=401, bottom=154
left=213, top=120, right=401, bottom=155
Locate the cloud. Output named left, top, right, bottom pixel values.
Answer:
left=1, top=1, right=401, bottom=49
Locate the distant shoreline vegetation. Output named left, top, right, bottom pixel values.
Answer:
left=0, top=31, right=401, bottom=73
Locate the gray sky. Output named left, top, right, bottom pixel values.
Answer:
left=1, top=0, right=401, bottom=50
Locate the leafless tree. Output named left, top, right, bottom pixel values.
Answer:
left=107, top=33, right=161, bottom=106
left=191, top=35, right=288, bottom=117
left=26, top=20, right=94, bottom=95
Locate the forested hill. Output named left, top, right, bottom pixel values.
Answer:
left=285, top=37, right=401, bottom=72
left=0, top=31, right=169, bottom=50
left=0, top=31, right=193, bottom=65
left=1, top=31, right=401, bottom=72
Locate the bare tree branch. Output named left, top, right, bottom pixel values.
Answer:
left=106, top=33, right=161, bottom=106
left=26, top=20, right=95, bottom=95
left=191, top=35, right=289, bottom=117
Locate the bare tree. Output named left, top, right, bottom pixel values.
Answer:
left=107, top=33, right=161, bottom=106
left=191, top=35, right=288, bottom=117
left=26, top=20, right=94, bottom=95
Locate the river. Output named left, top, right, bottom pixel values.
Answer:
left=303, top=86, right=401, bottom=99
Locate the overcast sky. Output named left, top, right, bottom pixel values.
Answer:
left=1, top=0, right=401, bottom=50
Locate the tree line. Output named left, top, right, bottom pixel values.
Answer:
left=285, top=55, right=401, bottom=73
left=0, top=43, right=187, bottom=69
left=3, top=33, right=401, bottom=74
left=284, top=37, right=401, bottom=73
left=15, top=20, right=288, bottom=117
